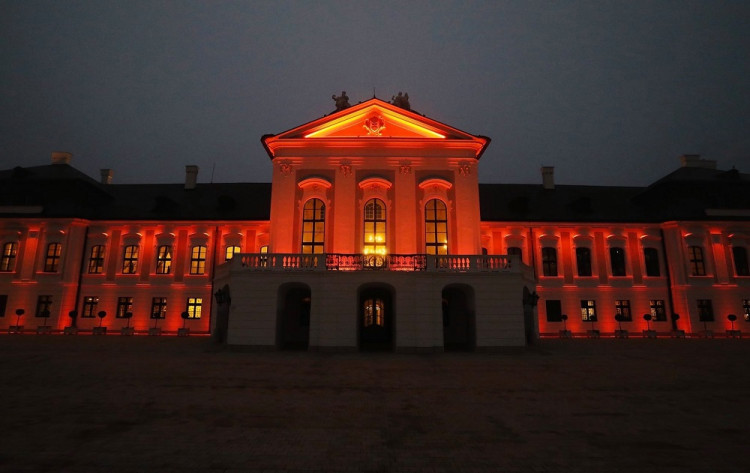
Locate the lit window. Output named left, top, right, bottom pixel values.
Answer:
left=44, top=243, right=61, bottom=272
left=190, top=245, right=207, bottom=275
left=36, top=295, right=53, bottom=318
left=545, top=300, right=562, bottom=322
left=425, top=199, right=448, bottom=255
left=82, top=296, right=98, bottom=318
left=259, top=245, right=268, bottom=267
left=644, top=248, right=660, bottom=277
left=116, top=297, right=133, bottom=318
left=88, top=245, right=105, bottom=274
left=0, top=242, right=18, bottom=272
left=542, top=247, right=557, bottom=277
left=122, top=245, right=139, bottom=274
left=615, top=300, right=632, bottom=321
left=301, top=199, right=325, bottom=254
left=507, top=247, right=523, bottom=262
left=610, top=247, right=626, bottom=276
left=688, top=246, right=706, bottom=276
left=732, top=247, right=749, bottom=276
left=697, top=299, right=713, bottom=322
left=150, top=297, right=167, bottom=319
left=743, top=299, right=750, bottom=322
left=580, top=299, right=597, bottom=322
left=576, top=247, right=592, bottom=277
left=650, top=300, right=666, bottom=321
left=363, top=298, right=384, bottom=327
left=225, top=245, right=241, bottom=262
left=155, top=245, right=172, bottom=274
left=363, top=199, right=386, bottom=256
left=186, top=297, right=202, bottom=319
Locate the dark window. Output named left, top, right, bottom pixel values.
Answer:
left=1, top=242, right=18, bottom=272
left=302, top=199, right=326, bottom=254
left=610, top=247, right=626, bottom=276
left=82, top=296, right=98, bottom=318
left=88, top=245, right=105, bottom=274
left=697, top=299, right=713, bottom=322
left=576, top=247, right=592, bottom=276
left=116, top=297, right=133, bottom=318
left=688, top=246, right=706, bottom=276
left=0, top=295, right=7, bottom=317
left=615, top=300, right=632, bottom=321
left=507, top=246, right=522, bottom=262
left=122, top=245, right=139, bottom=274
left=155, top=245, right=172, bottom=274
left=190, top=245, right=207, bottom=275
left=644, top=248, right=660, bottom=277
left=225, top=245, right=241, bottom=262
left=580, top=299, right=597, bottom=322
left=542, top=247, right=557, bottom=277
left=732, top=247, right=749, bottom=276
left=545, top=300, right=562, bottom=322
left=363, top=298, right=385, bottom=327
left=425, top=199, right=448, bottom=255
left=186, top=297, right=202, bottom=319
left=650, top=300, right=667, bottom=321
left=151, top=297, right=167, bottom=319
left=44, top=243, right=61, bottom=272
left=36, top=295, right=53, bottom=317
left=743, top=299, right=750, bottom=322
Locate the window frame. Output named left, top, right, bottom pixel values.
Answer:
left=36, top=295, right=53, bottom=318
left=575, top=247, right=592, bottom=277
left=301, top=198, right=326, bottom=255
left=44, top=242, right=61, bottom=272
left=615, top=300, right=632, bottom=321
left=580, top=299, right=597, bottom=322
left=541, top=247, right=558, bottom=277
left=688, top=246, right=706, bottom=276
left=697, top=299, right=714, bottom=322
left=122, top=245, right=139, bottom=274
left=225, top=245, right=241, bottom=262
left=363, top=198, right=387, bottom=256
left=732, top=246, right=749, bottom=277
left=609, top=247, right=626, bottom=276
left=116, top=297, right=133, bottom=318
left=155, top=245, right=173, bottom=275
left=189, top=245, right=207, bottom=275
left=150, top=297, right=167, bottom=319
left=650, top=299, right=666, bottom=321
left=81, top=296, right=98, bottom=318
left=424, top=198, right=449, bottom=255
left=0, top=242, right=18, bottom=272
left=545, top=299, right=562, bottom=322
left=643, top=247, right=660, bottom=277
left=88, top=244, right=105, bottom=274
left=186, top=297, right=202, bottom=319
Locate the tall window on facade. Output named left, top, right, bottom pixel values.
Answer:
left=44, top=243, right=61, bottom=272
left=644, top=247, right=660, bottom=277
left=36, top=295, right=53, bottom=317
left=0, top=294, right=7, bottom=317
left=688, top=246, right=706, bottom=276
left=190, top=245, right=207, bottom=275
left=610, top=247, right=626, bottom=276
left=507, top=247, right=522, bottom=262
left=0, top=242, right=18, bottom=272
left=743, top=299, right=750, bottom=322
left=116, top=297, right=133, bottom=318
left=225, top=245, right=241, bottom=262
left=363, top=199, right=386, bottom=256
left=576, top=247, right=592, bottom=276
left=545, top=300, right=562, bottom=322
left=541, top=247, right=557, bottom=277
left=425, top=199, right=448, bottom=255
left=615, top=300, right=632, bottom=321
left=88, top=245, right=105, bottom=274
left=732, top=246, right=749, bottom=276
left=301, top=198, right=325, bottom=254
left=155, top=245, right=172, bottom=274
left=363, top=298, right=384, bottom=327
left=81, top=296, right=98, bottom=318
left=697, top=299, right=714, bottom=322
left=580, top=299, right=597, bottom=321
left=650, top=300, right=666, bottom=321
left=186, top=297, right=202, bottom=319
left=151, top=297, right=167, bottom=319
left=122, top=245, right=139, bottom=274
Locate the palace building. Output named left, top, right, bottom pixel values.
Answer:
left=1, top=97, right=749, bottom=349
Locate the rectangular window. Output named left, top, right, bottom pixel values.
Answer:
left=36, top=295, right=53, bottom=318
left=122, top=245, right=139, bottom=274
left=615, top=300, right=632, bottom=321
left=732, top=247, right=749, bottom=276
left=580, top=299, right=597, bottom=322
left=697, top=299, right=714, bottom=322
left=1, top=242, right=18, bottom=272
left=545, top=300, right=562, bottom=322
left=688, top=246, right=706, bottom=276
left=650, top=300, right=667, bottom=321
left=644, top=248, right=660, bottom=277
left=225, top=245, right=241, bottom=262
left=151, top=297, right=167, bottom=319
left=610, top=247, right=626, bottom=276
left=82, top=296, right=99, bottom=318
left=44, top=242, right=61, bottom=272
left=190, top=245, right=207, bottom=275
left=507, top=246, right=523, bottom=263
left=542, top=247, right=557, bottom=277
left=155, top=245, right=172, bottom=274
left=186, top=297, right=202, bottom=319
left=0, top=295, right=7, bottom=317
left=88, top=245, right=105, bottom=274
left=116, top=297, right=133, bottom=318
left=576, top=247, right=592, bottom=277
left=743, top=299, right=750, bottom=322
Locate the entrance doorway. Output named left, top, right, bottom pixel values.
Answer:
left=442, top=285, right=475, bottom=351
left=358, top=285, right=394, bottom=351
left=277, top=283, right=311, bottom=350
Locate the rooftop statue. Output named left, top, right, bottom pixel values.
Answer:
left=332, top=91, right=351, bottom=111
left=391, top=91, right=410, bottom=111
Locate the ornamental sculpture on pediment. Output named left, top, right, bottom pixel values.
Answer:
left=332, top=91, right=351, bottom=112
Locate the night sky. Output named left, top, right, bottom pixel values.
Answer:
left=2, top=1, right=749, bottom=186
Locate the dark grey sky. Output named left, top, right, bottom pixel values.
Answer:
left=2, top=0, right=749, bottom=186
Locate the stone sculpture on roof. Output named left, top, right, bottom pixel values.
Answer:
left=332, top=91, right=351, bottom=111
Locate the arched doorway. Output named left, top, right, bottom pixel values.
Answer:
left=358, top=284, right=394, bottom=351
left=442, top=285, right=475, bottom=351
left=277, top=283, right=311, bottom=350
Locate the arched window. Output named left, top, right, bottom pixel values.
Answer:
left=301, top=198, right=325, bottom=254
left=425, top=199, right=448, bottom=255
left=363, top=199, right=386, bottom=256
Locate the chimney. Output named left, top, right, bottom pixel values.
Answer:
left=541, top=166, right=555, bottom=189
left=51, top=152, right=72, bottom=165
left=680, top=154, right=716, bottom=170
left=185, top=165, right=199, bottom=190
left=100, top=169, right=113, bottom=185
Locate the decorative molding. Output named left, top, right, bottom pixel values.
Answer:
left=458, top=161, right=472, bottom=176
left=339, top=160, right=352, bottom=177
left=363, top=115, right=386, bottom=136
left=399, top=160, right=412, bottom=174
left=278, top=160, right=293, bottom=176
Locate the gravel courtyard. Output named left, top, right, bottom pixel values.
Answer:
left=1, top=335, right=748, bottom=473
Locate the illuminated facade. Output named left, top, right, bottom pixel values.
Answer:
left=2, top=99, right=749, bottom=348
